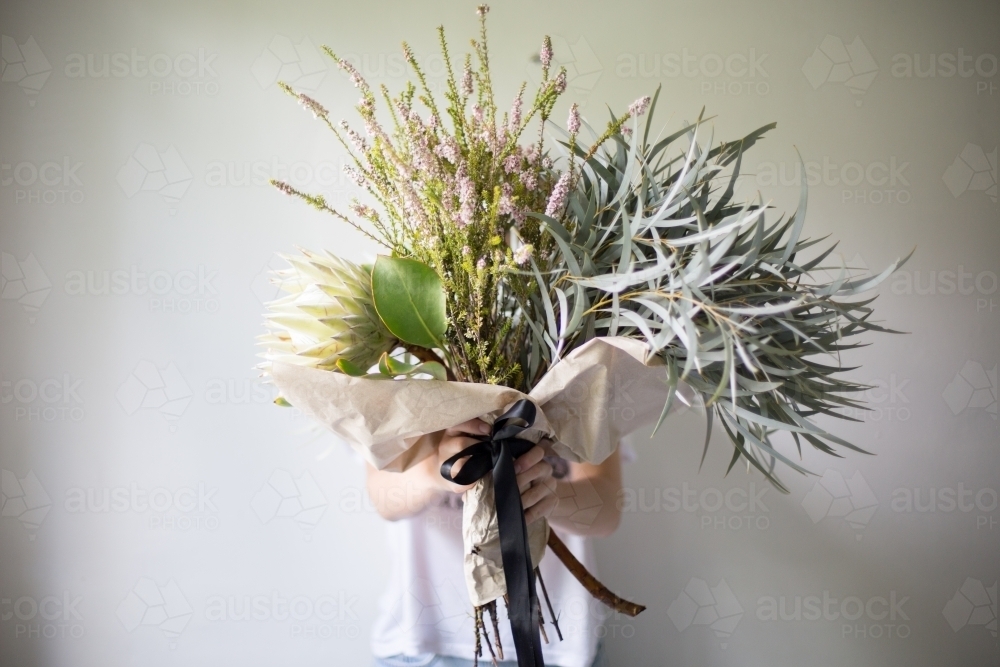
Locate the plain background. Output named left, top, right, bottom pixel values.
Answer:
left=1, top=0, right=997, bottom=665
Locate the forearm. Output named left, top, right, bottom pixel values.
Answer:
left=365, top=458, right=450, bottom=521
left=547, top=452, right=622, bottom=538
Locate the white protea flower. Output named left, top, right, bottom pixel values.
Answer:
left=257, top=249, right=397, bottom=387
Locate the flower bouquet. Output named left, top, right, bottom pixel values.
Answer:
left=257, top=7, right=907, bottom=666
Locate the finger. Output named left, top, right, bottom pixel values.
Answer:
left=445, top=418, right=491, bottom=437
left=520, top=476, right=555, bottom=510
left=517, top=460, right=552, bottom=492
left=439, top=435, right=480, bottom=459
left=524, top=495, right=558, bottom=525
left=513, top=445, right=545, bottom=474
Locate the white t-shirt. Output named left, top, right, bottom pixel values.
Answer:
left=370, top=494, right=606, bottom=667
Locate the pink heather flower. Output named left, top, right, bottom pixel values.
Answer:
left=458, top=202, right=474, bottom=228
left=456, top=168, right=476, bottom=227
left=621, top=125, right=633, bottom=137
left=461, top=63, right=474, bottom=96
left=503, top=154, right=521, bottom=174
left=339, top=120, right=368, bottom=152
left=553, top=69, right=567, bottom=94
left=508, top=90, right=523, bottom=131
left=350, top=201, right=377, bottom=218
left=336, top=58, right=370, bottom=94
left=567, top=103, right=581, bottom=134
left=498, top=183, right=515, bottom=215
left=513, top=243, right=534, bottom=266
left=629, top=95, right=651, bottom=117
left=472, top=104, right=484, bottom=124
left=297, top=93, right=328, bottom=119
left=476, top=257, right=487, bottom=270
left=343, top=166, right=365, bottom=187
left=541, top=156, right=553, bottom=169
left=462, top=245, right=471, bottom=256
left=433, top=138, right=460, bottom=163
left=540, top=36, right=553, bottom=70
left=512, top=206, right=527, bottom=225
left=545, top=172, right=571, bottom=218
left=457, top=169, right=475, bottom=202
left=520, top=170, right=538, bottom=191
left=523, top=143, right=540, bottom=165
left=273, top=180, right=295, bottom=196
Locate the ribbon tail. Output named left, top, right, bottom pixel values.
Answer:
left=493, top=439, right=545, bottom=667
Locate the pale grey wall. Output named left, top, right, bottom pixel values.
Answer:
left=1, top=0, right=997, bottom=665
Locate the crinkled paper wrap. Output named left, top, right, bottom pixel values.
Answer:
left=272, top=336, right=694, bottom=606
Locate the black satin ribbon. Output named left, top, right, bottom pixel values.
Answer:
left=440, top=399, right=544, bottom=667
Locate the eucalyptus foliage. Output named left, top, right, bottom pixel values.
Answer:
left=521, top=89, right=909, bottom=492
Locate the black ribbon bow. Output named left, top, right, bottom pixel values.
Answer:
left=440, top=399, right=545, bottom=667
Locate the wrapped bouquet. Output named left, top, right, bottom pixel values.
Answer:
left=258, top=7, right=906, bottom=665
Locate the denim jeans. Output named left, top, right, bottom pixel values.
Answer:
left=373, top=640, right=608, bottom=667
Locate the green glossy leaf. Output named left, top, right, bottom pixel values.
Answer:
left=371, top=256, right=446, bottom=348
left=336, top=358, right=367, bottom=376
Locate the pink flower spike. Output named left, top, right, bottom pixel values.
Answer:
left=545, top=172, right=571, bottom=218
left=513, top=244, right=534, bottom=266
left=553, top=69, right=567, bottom=94
left=567, top=103, right=581, bottom=135
left=629, top=95, right=651, bottom=117
left=540, top=37, right=553, bottom=69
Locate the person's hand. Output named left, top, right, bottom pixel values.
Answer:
left=515, top=441, right=558, bottom=525
left=431, top=418, right=492, bottom=493
left=433, top=421, right=558, bottom=525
